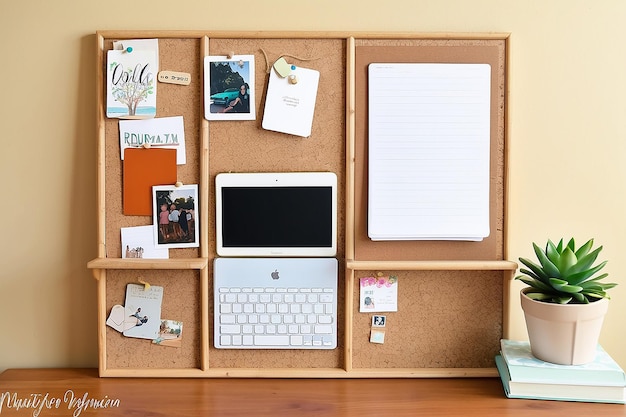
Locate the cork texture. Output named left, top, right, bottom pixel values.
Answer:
left=104, top=38, right=203, bottom=259
left=351, top=270, right=504, bottom=369
left=206, top=38, right=346, bottom=368
left=105, top=269, right=202, bottom=369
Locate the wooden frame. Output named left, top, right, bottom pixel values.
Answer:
left=88, top=30, right=516, bottom=378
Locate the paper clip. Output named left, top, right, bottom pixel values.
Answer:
left=138, top=278, right=151, bottom=291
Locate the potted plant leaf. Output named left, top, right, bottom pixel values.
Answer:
left=515, top=238, right=617, bottom=365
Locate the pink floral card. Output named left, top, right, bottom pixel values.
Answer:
left=359, top=275, right=398, bottom=313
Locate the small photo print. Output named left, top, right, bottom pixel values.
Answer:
left=153, top=319, right=183, bottom=348
left=372, top=315, right=386, bottom=327
left=204, top=55, right=256, bottom=121
left=153, top=184, right=199, bottom=249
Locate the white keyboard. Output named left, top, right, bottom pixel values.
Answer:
left=213, top=257, right=338, bottom=350
left=215, top=286, right=336, bottom=349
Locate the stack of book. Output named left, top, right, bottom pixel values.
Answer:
left=496, top=339, right=626, bottom=404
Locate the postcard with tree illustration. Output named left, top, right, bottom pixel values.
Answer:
left=106, top=48, right=157, bottom=118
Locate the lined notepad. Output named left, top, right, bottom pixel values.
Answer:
left=367, top=63, right=491, bottom=241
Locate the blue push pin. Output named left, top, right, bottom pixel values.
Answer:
left=124, top=46, right=133, bottom=53
left=291, top=65, right=296, bottom=71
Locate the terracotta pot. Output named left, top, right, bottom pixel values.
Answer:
left=520, top=288, right=609, bottom=365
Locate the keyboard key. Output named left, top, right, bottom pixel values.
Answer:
left=220, top=325, right=240, bottom=334
left=319, top=315, right=333, bottom=324
left=314, top=325, right=333, bottom=334
left=255, top=335, right=290, bottom=346
left=320, top=294, right=333, bottom=303
left=220, top=315, right=236, bottom=324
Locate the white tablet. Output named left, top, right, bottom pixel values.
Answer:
left=215, top=172, right=337, bottom=257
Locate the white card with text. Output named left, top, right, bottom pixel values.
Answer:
left=262, top=66, right=320, bottom=137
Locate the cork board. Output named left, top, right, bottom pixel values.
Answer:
left=206, top=38, right=347, bottom=368
left=103, top=37, right=203, bottom=259
left=105, top=270, right=202, bottom=370
left=353, top=39, right=507, bottom=261
left=351, top=270, right=503, bottom=369
left=94, top=32, right=511, bottom=376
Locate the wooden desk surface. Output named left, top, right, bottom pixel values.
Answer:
left=0, top=368, right=624, bottom=416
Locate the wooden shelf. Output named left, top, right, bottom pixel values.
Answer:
left=88, top=257, right=208, bottom=271
left=346, top=260, right=518, bottom=271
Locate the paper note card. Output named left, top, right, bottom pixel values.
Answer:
left=367, top=63, right=491, bottom=241
left=262, top=65, right=320, bottom=137
left=122, top=284, right=164, bottom=340
left=121, top=225, right=168, bottom=259
left=106, top=46, right=158, bottom=119
left=359, top=275, right=398, bottom=313
left=119, top=116, right=186, bottom=164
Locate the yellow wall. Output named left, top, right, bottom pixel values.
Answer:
left=1, top=0, right=625, bottom=372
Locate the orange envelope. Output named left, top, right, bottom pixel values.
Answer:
left=123, top=148, right=177, bottom=215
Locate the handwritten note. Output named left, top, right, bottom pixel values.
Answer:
left=367, top=63, right=491, bottom=241
left=119, top=116, right=186, bottom=164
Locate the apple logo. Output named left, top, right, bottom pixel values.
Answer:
left=271, top=269, right=280, bottom=280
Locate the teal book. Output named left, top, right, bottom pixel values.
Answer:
left=500, top=339, right=626, bottom=386
left=496, top=355, right=625, bottom=404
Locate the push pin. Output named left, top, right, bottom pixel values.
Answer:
left=175, top=181, right=183, bottom=188
left=142, top=143, right=151, bottom=149
left=124, top=46, right=133, bottom=53
left=288, top=74, right=298, bottom=84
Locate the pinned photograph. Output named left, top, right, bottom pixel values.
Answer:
left=152, top=184, right=199, bottom=249
left=153, top=320, right=183, bottom=348
left=204, top=55, right=256, bottom=121
left=372, top=315, right=386, bottom=327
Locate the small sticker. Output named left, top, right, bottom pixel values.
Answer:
left=370, top=329, right=386, bottom=344
left=158, top=71, right=191, bottom=85
left=372, top=315, right=386, bottom=327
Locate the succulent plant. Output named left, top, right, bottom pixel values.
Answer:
left=515, top=238, right=617, bottom=304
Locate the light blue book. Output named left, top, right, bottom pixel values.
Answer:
left=500, top=339, right=626, bottom=386
left=496, top=355, right=625, bottom=404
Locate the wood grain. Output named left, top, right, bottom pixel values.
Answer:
left=1, top=368, right=624, bottom=417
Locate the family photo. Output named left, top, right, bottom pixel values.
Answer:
left=152, top=184, right=199, bottom=248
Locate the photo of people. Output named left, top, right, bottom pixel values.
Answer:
left=204, top=55, right=256, bottom=121
left=152, top=184, right=199, bottom=249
